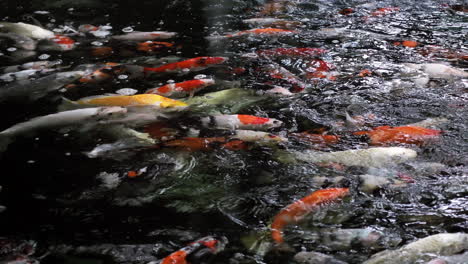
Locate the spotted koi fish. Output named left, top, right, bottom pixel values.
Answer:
left=143, top=57, right=228, bottom=74
left=163, top=137, right=249, bottom=151
left=200, top=114, right=283, bottom=130
left=353, top=126, right=442, bottom=146
left=225, top=28, right=296, bottom=38
left=161, top=236, right=227, bottom=264
left=271, top=188, right=350, bottom=244
left=145, top=79, right=215, bottom=97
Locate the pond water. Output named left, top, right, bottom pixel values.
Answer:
left=0, top=1, right=467, bottom=263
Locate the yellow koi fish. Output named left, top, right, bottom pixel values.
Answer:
left=72, top=94, right=188, bottom=109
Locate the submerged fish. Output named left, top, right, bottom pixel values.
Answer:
left=242, top=18, right=302, bottom=29
left=38, top=34, right=75, bottom=51
left=353, top=126, right=442, bottom=146
left=271, top=188, right=350, bottom=244
left=0, top=32, right=36, bottom=50
left=289, top=132, right=340, bottom=146
left=363, top=233, right=468, bottom=264
left=145, top=79, right=215, bottom=97
left=143, top=57, right=228, bottom=74
left=111, top=31, right=177, bottom=41
left=200, top=114, right=282, bottom=130
left=0, top=60, right=61, bottom=73
left=224, top=28, right=296, bottom=38
left=285, top=147, right=417, bottom=167
left=230, top=130, right=287, bottom=145
left=161, top=236, right=227, bottom=264
left=0, top=22, right=55, bottom=39
left=403, top=63, right=468, bottom=79
left=162, top=137, right=249, bottom=152
left=0, top=70, right=84, bottom=101
left=257, top=47, right=327, bottom=58
left=294, top=251, right=348, bottom=264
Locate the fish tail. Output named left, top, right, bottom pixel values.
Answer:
left=57, top=96, right=80, bottom=111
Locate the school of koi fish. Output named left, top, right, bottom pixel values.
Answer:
left=0, top=0, right=467, bottom=263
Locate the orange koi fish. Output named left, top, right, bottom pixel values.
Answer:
left=145, top=79, right=215, bottom=97
left=339, top=8, right=354, bottom=15
left=256, top=47, right=327, bottom=58
left=289, top=132, right=340, bottom=145
left=136, top=41, right=174, bottom=52
left=161, top=236, right=227, bottom=264
left=163, top=137, right=249, bottom=151
left=353, top=126, right=442, bottom=146
left=271, top=188, right=350, bottom=244
left=225, top=28, right=296, bottom=38
left=51, top=34, right=75, bottom=50
left=143, top=121, right=180, bottom=141
left=392, top=40, right=419, bottom=48
left=371, top=7, right=400, bottom=16
left=200, top=114, right=282, bottom=130
left=143, top=57, right=228, bottom=74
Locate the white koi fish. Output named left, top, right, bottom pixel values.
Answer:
left=111, top=31, right=177, bottom=41
left=403, top=63, right=468, bottom=79
left=0, top=22, right=55, bottom=39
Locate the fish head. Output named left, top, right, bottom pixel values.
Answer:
left=196, top=56, right=228, bottom=67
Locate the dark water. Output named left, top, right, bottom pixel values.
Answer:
left=0, top=1, right=467, bottom=263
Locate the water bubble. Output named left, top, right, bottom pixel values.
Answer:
left=65, top=152, right=71, bottom=156
left=194, top=74, right=207, bottom=79
left=91, top=41, right=103, bottom=46
left=38, top=54, right=50, bottom=60
left=6, top=47, right=17, bottom=52
left=27, top=160, right=35, bottom=164
left=118, top=75, right=128, bottom=80
left=34, top=11, right=49, bottom=14
left=122, top=27, right=134, bottom=33
left=167, top=79, right=175, bottom=83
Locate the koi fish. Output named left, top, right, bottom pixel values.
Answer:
left=304, top=59, right=336, bottom=80
left=417, top=45, right=468, bottom=61
left=68, top=94, right=188, bottom=109
left=392, top=40, right=418, bottom=48
left=0, top=68, right=56, bottom=82
left=143, top=121, right=179, bottom=141
left=0, top=60, right=61, bottom=73
left=90, top=46, right=114, bottom=57
left=136, top=41, right=174, bottom=52
left=161, top=236, right=227, bottom=264
left=231, top=130, right=287, bottom=145
left=0, top=22, right=55, bottom=39
left=0, top=107, right=128, bottom=153
left=289, top=132, right=340, bottom=146
left=256, top=47, right=328, bottom=58
left=0, top=32, right=36, bottom=50
left=270, top=188, right=350, bottom=244
left=353, top=126, right=442, bottom=146
left=111, top=31, right=177, bottom=41
left=200, top=114, right=283, bottom=130
left=294, top=251, right=347, bottom=264
left=145, top=79, right=215, bottom=97
left=262, top=63, right=308, bottom=93
left=50, top=34, right=75, bottom=50
left=78, top=24, right=99, bottom=33
left=263, top=86, right=294, bottom=96
left=286, top=147, right=417, bottom=167
left=0, top=70, right=84, bottom=102
left=225, top=28, right=296, bottom=38
left=363, top=233, right=468, bottom=264
left=143, top=57, right=228, bottom=74
left=427, top=251, right=468, bottom=264
left=259, top=1, right=297, bottom=16
left=163, top=137, right=249, bottom=151
left=370, top=7, right=400, bottom=16
left=339, top=8, right=354, bottom=15
left=78, top=63, right=122, bottom=83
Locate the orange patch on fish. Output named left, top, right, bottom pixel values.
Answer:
left=271, top=188, right=350, bottom=244
left=127, top=171, right=139, bottom=178
left=237, top=115, right=270, bottom=125
left=144, top=57, right=227, bottom=73
left=161, top=250, right=188, bottom=264
left=143, top=122, right=178, bottom=141
left=358, top=69, right=372, bottom=77
left=339, top=8, right=354, bottom=15
left=91, top=46, right=114, bottom=57
left=136, top=41, right=174, bottom=52
left=353, top=125, right=442, bottom=146
left=290, top=132, right=340, bottom=145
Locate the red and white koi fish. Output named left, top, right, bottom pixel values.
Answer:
left=163, top=137, right=249, bottom=152
left=111, top=31, right=177, bottom=41
left=200, top=114, right=282, bottom=130
left=161, top=236, right=227, bottom=264
left=353, top=126, right=442, bottom=146
left=145, top=79, right=215, bottom=97
left=262, top=63, right=308, bottom=93
left=256, top=47, right=327, bottom=58
left=271, top=188, right=350, bottom=244
left=224, top=28, right=296, bottom=38
left=38, top=34, right=75, bottom=51
left=143, top=57, right=228, bottom=74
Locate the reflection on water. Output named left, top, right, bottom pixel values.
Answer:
left=0, top=0, right=467, bottom=263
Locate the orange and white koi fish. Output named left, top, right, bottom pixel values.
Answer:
left=111, top=31, right=177, bottom=41
left=256, top=47, right=328, bottom=58
left=200, top=114, right=282, bottom=130
left=271, top=188, right=350, bottom=244
left=143, top=57, right=228, bottom=74
left=163, top=137, right=249, bottom=151
left=370, top=7, right=400, bottom=16
left=353, top=126, right=442, bottom=146
left=145, top=79, right=215, bottom=97
left=69, top=94, right=188, bottom=109
left=230, top=130, right=287, bottom=145
left=225, top=28, right=297, bottom=38
left=161, top=236, right=227, bottom=264
left=136, top=41, right=174, bottom=52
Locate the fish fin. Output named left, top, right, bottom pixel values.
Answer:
left=57, top=96, right=80, bottom=111
left=240, top=231, right=273, bottom=258
left=0, top=134, right=13, bottom=155
left=345, top=111, right=359, bottom=128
